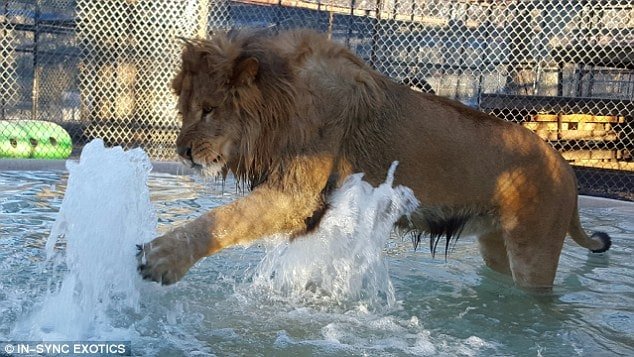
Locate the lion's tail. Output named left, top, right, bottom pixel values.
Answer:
left=568, top=201, right=612, bottom=253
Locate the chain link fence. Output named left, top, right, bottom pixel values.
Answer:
left=1, top=0, right=632, bottom=199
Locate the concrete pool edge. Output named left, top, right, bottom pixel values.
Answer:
left=0, top=158, right=196, bottom=175
left=1, top=158, right=632, bottom=209
left=578, top=195, right=634, bottom=210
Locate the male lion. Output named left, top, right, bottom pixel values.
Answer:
left=137, top=29, right=611, bottom=290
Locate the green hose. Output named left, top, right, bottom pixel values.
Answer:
left=0, top=120, right=73, bottom=159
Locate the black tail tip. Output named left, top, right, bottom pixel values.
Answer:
left=590, top=232, right=612, bottom=253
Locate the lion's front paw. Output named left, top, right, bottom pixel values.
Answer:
left=136, top=229, right=199, bottom=285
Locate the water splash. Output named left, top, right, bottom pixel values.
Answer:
left=13, top=139, right=156, bottom=340
left=251, top=162, right=419, bottom=310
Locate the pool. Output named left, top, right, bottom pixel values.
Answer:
left=1, top=168, right=633, bottom=356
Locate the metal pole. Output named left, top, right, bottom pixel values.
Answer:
left=369, top=0, right=382, bottom=69
left=476, top=4, right=493, bottom=108
left=404, top=0, right=416, bottom=79
left=1, top=1, right=8, bottom=121
left=557, top=61, right=564, bottom=96
left=345, top=0, right=356, bottom=48
left=327, top=11, right=334, bottom=40
left=197, top=0, right=210, bottom=38
left=32, top=0, right=41, bottom=121
left=275, top=0, right=282, bottom=28
left=454, top=3, right=468, bottom=101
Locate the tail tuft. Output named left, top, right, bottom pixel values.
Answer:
left=590, top=232, right=612, bottom=253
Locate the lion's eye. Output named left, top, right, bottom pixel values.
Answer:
left=202, top=107, right=215, bottom=116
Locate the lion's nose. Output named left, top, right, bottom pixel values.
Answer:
left=177, top=146, right=192, bottom=161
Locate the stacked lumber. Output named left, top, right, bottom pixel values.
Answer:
left=523, top=113, right=627, bottom=165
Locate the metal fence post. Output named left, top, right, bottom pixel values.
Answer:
left=31, top=0, right=41, bottom=122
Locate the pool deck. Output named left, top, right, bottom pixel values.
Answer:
left=1, top=158, right=633, bottom=210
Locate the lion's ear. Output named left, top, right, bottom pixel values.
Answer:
left=231, top=56, right=259, bottom=87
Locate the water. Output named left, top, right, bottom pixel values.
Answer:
left=10, top=139, right=156, bottom=341
left=1, top=146, right=633, bottom=356
left=252, top=164, right=419, bottom=311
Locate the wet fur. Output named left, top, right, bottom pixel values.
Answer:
left=138, top=29, right=611, bottom=289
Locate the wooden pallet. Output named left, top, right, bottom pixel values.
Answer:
left=523, top=114, right=624, bottom=141
left=521, top=113, right=628, bottom=166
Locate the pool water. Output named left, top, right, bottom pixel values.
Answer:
left=1, top=169, right=633, bottom=356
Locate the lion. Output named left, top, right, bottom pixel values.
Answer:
left=137, top=29, right=611, bottom=291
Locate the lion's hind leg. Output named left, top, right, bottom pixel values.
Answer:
left=501, top=216, right=569, bottom=291
left=478, top=230, right=511, bottom=276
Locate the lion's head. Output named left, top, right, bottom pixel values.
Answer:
left=172, top=29, right=388, bottom=189
left=171, top=31, right=305, bottom=183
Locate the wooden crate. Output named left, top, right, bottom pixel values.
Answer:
left=522, top=113, right=626, bottom=165
left=480, top=94, right=633, bottom=171
left=562, top=150, right=623, bottom=162
left=523, top=114, right=623, bottom=141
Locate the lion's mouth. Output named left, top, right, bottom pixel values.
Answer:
left=179, top=141, right=232, bottom=177
left=179, top=157, right=220, bottom=176
left=184, top=159, right=225, bottom=177
left=200, top=163, right=225, bottom=177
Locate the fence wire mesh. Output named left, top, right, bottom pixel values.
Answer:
left=1, top=0, right=633, bottom=199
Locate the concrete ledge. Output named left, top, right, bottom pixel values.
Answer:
left=0, top=159, right=67, bottom=171
left=578, top=195, right=634, bottom=210
left=150, top=161, right=196, bottom=175
left=0, top=159, right=194, bottom=175
left=1, top=158, right=632, bottom=209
